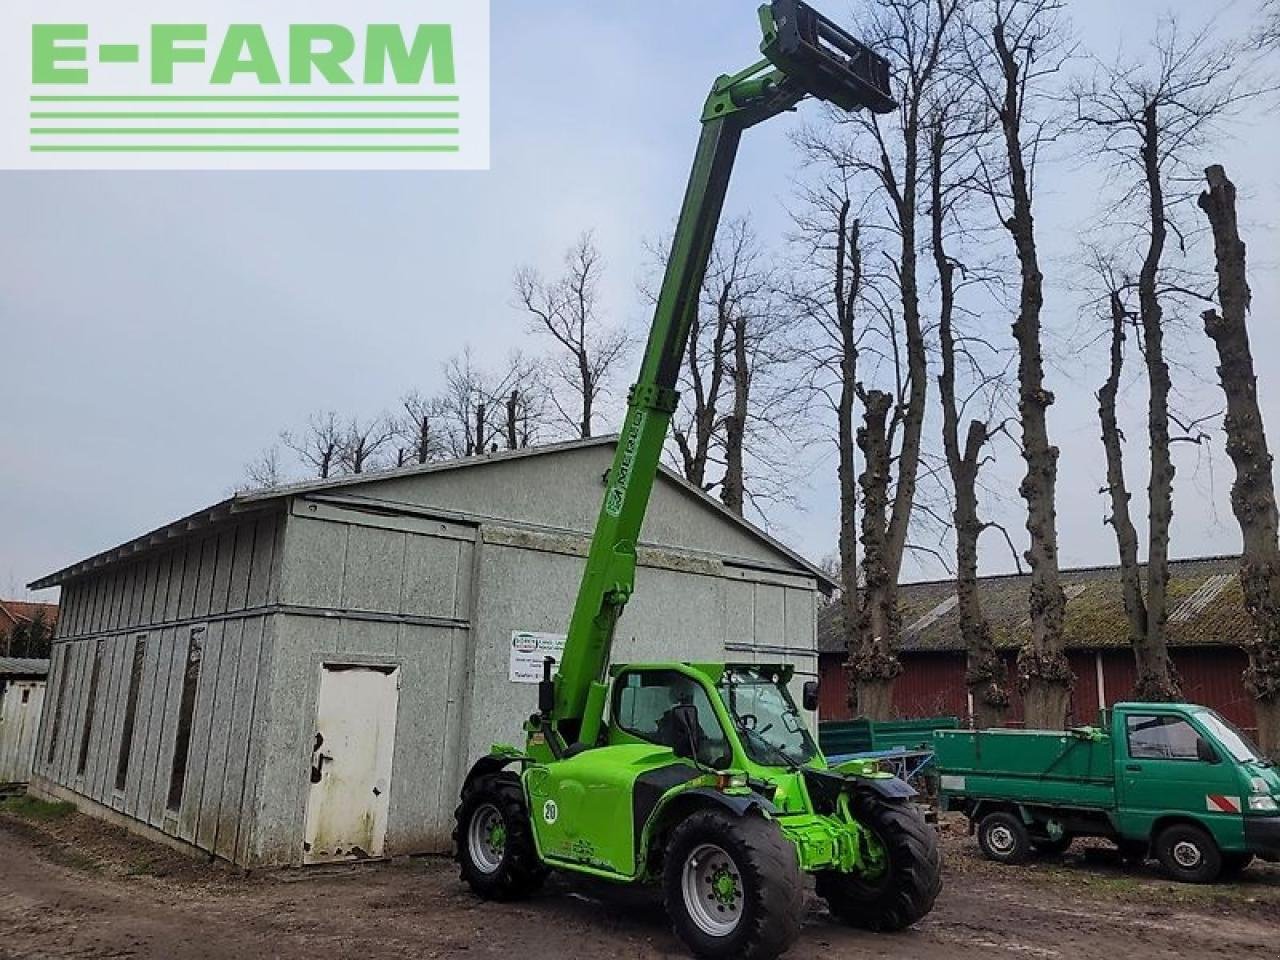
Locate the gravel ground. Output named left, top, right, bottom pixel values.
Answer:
left=1, top=801, right=1277, bottom=960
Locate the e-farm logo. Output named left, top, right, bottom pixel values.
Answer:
left=0, top=1, right=490, bottom=170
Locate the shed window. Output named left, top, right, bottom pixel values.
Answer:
left=77, top=640, right=105, bottom=777
left=167, top=627, right=204, bottom=811
left=115, top=636, right=147, bottom=791
left=46, top=646, right=69, bottom=764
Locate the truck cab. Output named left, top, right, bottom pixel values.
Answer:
left=1111, top=702, right=1280, bottom=871
left=937, top=702, right=1280, bottom=882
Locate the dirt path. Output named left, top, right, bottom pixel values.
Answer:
left=1, top=810, right=1277, bottom=960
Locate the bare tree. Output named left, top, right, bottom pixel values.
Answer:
left=786, top=172, right=871, bottom=713
left=1257, top=0, right=1280, bottom=49
left=340, top=415, right=398, bottom=475
left=928, top=102, right=1010, bottom=728
left=282, top=410, right=344, bottom=480
left=1075, top=21, right=1254, bottom=702
left=1199, top=165, right=1280, bottom=758
left=241, top=444, right=285, bottom=491
left=431, top=349, right=548, bottom=458
left=965, top=0, right=1073, bottom=727
left=398, top=391, right=450, bottom=465
left=793, top=0, right=960, bottom=718
left=515, top=232, right=628, bottom=439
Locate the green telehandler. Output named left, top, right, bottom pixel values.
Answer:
left=454, top=4, right=941, bottom=957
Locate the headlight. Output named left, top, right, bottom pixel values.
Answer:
left=1247, top=795, right=1279, bottom=812
left=1250, top=777, right=1271, bottom=794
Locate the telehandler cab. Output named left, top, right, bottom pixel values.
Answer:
left=454, top=4, right=941, bottom=957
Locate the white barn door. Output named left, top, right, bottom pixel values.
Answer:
left=303, top=664, right=399, bottom=863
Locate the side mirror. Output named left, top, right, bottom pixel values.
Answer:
left=803, top=680, right=820, bottom=712
left=1197, top=738, right=1220, bottom=764
left=668, top=704, right=704, bottom=761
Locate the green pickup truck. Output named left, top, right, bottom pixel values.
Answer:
left=936, top=702, right=1280, bottom=882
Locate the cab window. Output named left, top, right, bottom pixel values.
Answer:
left=1126, top=714, right=1211, bottom=761
left=613, top=670, right=730, bottom=768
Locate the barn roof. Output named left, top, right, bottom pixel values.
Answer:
left=0, top=656, right=50, bottom=678
left=817, top=555, right=1248, bottom=655
left=30, top=436, right=835, bottom=592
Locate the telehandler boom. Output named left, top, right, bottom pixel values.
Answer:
left=455, top=6, right=941, bottom=958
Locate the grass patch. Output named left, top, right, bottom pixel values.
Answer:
left=0, top=794, right=76, bottom=821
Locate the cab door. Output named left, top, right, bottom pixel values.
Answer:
left=1114, top=710, right=1245, bottom=848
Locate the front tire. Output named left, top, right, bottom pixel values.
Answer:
left=1154, top=823, right=1222, bottom=883
left=453, top=771, right=547, bottom=900
left=662, top=809, right=802, bottom=960
left=817, top=793, right=942, bottom=932
left=976, top=811, right=1032, bottom=865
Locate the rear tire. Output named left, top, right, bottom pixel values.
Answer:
left=1154, top=824, right=1222, bottom=883
left=817, top=794, right=942, bottom=932
left=976, top=811, right=1031, bottom=865
left=453, top=771, right=547, bottom=900
left=662, top=809, right=802, bottom=960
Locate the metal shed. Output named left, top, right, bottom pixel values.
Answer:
left=0, top=656, right=49, bottom=789
left=27, top=438, right=831, bottom=867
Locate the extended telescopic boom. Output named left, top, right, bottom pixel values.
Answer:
left=546, top=1, right=896, bottom=749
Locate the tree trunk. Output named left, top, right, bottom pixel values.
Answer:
left=836, top=211, right=861, bottom=718
left=850, top=390, right=902, bottom=720
left=721, top=313, right=749, bottom=516
left=1199, top=164, right=1280, bottom=758
left=1135, top=104, right=1180, bottom=702
left=993, top=20, right=1072, bottom=727
left=1099, top=292, right=1156, bottom=688
left=506, top=390, right=520, bottom=450
left=931, top=121, right=1007, bottom=728
left=417, top=416, right=431, bottom=464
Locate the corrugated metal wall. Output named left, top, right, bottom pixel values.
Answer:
left=32, top=510, right=282, bottom=864
left=250, top=501, right=476, bottom=866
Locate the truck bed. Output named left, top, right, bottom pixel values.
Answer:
left=934, top=728, right=1116, bottom=810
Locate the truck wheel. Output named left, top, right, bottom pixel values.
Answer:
left=1030, top=834, right=1072, bottom=857
left=816, top=794, right=942, bottom=932
left=976, top=811, right=1031, bottom=865
left=662, top=809, right=802, bottom=960
left=1154, top=824, right=1222, bottom=883
left=453, top=771, right=547, bottom=900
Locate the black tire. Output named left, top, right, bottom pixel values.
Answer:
left=1030, top=834, right=1073, bottom=857
left=816, top=794, right=942, bottom=932
left=453, top=771, right=547, bottom=900
left=1220, top=852, right=1254, bottom=879
left=661, top=809, right=802, bottom=960
left=1154, top=823, right=1222, bottom=883
left=976, top=811, right=1032, bottom=865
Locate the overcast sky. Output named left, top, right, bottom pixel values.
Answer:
left=2, top=0, right=1277, bottom=601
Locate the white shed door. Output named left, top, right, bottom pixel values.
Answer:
left=303, top=664, right=399, bottom=864
left=0, top=681, right=46, bottom=784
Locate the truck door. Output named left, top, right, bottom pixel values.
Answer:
left=1114, top=710, right=1245, bottom=847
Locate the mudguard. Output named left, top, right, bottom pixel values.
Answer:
left=461, top=752, right=520, bottom=792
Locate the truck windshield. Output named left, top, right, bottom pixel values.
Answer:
left=719, top=667, right=818, bottom=767
left=1197, top=710, right=1266, bottom=764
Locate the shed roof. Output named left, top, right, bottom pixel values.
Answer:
left=817, top=555, right=1248, bottom=655
left=0, top=657, right=50, bottom=678
left=31, top=436, right=834, bottom=592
